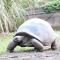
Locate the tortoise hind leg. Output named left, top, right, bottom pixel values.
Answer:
left=51, top=40, right=57, bottom=50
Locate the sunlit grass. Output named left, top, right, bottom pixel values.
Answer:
left=0, top=30, right=60, bottom=54
left=0, top=33, right=14, bottom=54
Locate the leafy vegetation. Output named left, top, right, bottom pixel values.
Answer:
left=0, top=0, right=42, bottom=33
left=0, top=33, right=13, bottom=54
left=41, top=0, right=60, bottom=13
left=0, top=0, right=60, bottom=32
left=0, top=0, right=25, bottom=33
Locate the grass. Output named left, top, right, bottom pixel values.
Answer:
left=0, top=33, right=14, bottom=54
left=0, top=30, right=60, bottom=55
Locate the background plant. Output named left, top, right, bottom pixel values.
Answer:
left=41, top=0, right=60, bottom=13
left=0, top=0, right=60, bottom=33
left=0, top=0, right=44, bottom=33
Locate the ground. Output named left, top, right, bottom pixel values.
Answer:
left=0, top=50, right=60, bottom=60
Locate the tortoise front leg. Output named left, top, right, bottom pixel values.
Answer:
left=31, top=38, right=51, bottom=52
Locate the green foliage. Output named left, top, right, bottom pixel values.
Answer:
left=41, top=0, right=60, bottom=13
left=18, top=0, right=37, bottom=8
left=15, top=18, right=24, bottom=28
left=0, top=33, right=13, bottom=54
left=0, top=0, right=40, bottom=32
left=1, top=0, right=60, bottom=32
left=0, top=0, right=16, bottom=32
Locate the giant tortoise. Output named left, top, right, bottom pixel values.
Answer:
left=7, top=18, right=57, bottom=52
